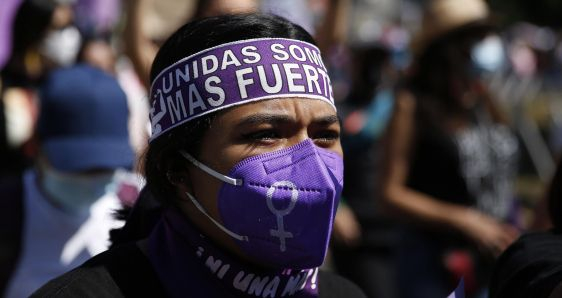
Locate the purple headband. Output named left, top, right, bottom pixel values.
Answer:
left=149, top=38, right=335, bottom=142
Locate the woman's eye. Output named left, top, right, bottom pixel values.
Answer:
left=313, top=130, right=340, bottom=144
left=243, top=130, right=281, bottom=141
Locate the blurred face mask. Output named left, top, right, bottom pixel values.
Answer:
left=471, top=35, right=505, bottom=75
left=40, top=26, right=82, bottom=67
left=41, top=165, right=115, bottom=213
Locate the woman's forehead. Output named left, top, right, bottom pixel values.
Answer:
left=219, top=98, right=338, bottom=123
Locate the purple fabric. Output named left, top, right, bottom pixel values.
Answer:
left=148, top=208, right=320, bottom=298
left=0, top=0, right=22, bottom=69
left=218, top=139, right=343, bottom=269
left=74, top=0, right=121, bottom=33
left=149, top=38, right=334, bottom=141
left=447, top=278, right=465, bottom=298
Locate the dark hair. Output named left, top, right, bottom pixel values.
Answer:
left=111, top=14, right=315, bottom=246
left=13, top=0, right=56, bottom=49
left=347, top=46, right=390, bottom=106
left=548, top=160, right=562, bottom=231
left=409, top=24, right=491, bottom=114
left=3, top=0, right=56, bottom=77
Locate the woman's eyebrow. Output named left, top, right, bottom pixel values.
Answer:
left=312, top=115, right=340, bottom=125
left=236, top=114, right=294, bottom=126
left=235, top=114, right=340, bottom=127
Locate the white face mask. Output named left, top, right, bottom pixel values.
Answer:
left=471, top=35, right=506, bottom=73
left=41, top=165, right=116, bottom=214
left=40, top=26, right=82, bottom=66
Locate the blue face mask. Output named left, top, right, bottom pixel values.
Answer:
left=471, top=35, right=506, bottom=75
left=41, top=166, right=116, bottom=214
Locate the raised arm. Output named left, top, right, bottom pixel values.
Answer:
left=123, top=0, right=160, bottom=88
left=380, top=89, right=519, bottom=256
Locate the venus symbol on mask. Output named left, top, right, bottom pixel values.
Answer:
left=266, top=181, right=298, bottom=252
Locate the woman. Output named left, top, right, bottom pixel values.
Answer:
left=381, top=0, right=519, bottom=297
left=32, top=14, right=365, bottom=298
left=1, top=0, right=80, bottom=176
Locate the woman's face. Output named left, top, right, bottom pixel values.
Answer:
left=175, top=98, right=341, bottom=258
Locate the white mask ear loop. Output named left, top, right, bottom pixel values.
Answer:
left=185, top=191, right=249, bottom=242
left=179, top=150, right=243, bottom=186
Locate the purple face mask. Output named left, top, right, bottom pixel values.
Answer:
left=180, top=139, right=343, bottom=269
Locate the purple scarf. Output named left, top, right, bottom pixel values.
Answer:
left=147, top=208, right=319, bottom=298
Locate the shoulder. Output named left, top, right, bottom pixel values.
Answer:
left=495, top=232, right=562, bottom=271
left=318, top=270, right=367, bottom=298
left=31, top=242, right=165, bottom=298
left=30, top=264, right=120, bottom=297
left=490, top=231, right=562, bottom=298
left=30, top=249, right=125, bottom=298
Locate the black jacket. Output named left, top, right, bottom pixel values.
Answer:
left=32, top=242, right=367, bottom=298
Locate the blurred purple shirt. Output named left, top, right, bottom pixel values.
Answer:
left=74, top=0, right=121, bottom=33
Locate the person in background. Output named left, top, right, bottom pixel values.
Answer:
left=331, top=45, right=399, bottom=298
left=120, top=0, right=259, bottom=157
left=381, top=0, right=520, bottom=297
left=489, top=159, right=562, bottom=298
left=33, top=13, right=366, bottom=297
left=78, top=35, right=117, bottom=75
left=0, top=64, right=141, bottom=297
left=123, top=0, right=259, bottom=89
left=75, top=34, right=153, bottom=159
left=1, top=0, right=82, bottom=177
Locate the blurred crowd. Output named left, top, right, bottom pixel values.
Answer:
left=1, top=0, right=562, bottom=297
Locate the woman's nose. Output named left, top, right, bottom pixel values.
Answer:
left=286, top=130, right=310, bottom=147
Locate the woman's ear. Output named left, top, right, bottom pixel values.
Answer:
left=166, top=171, right=188, bottom=186
left=167, top=170, right=194, bottom=197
